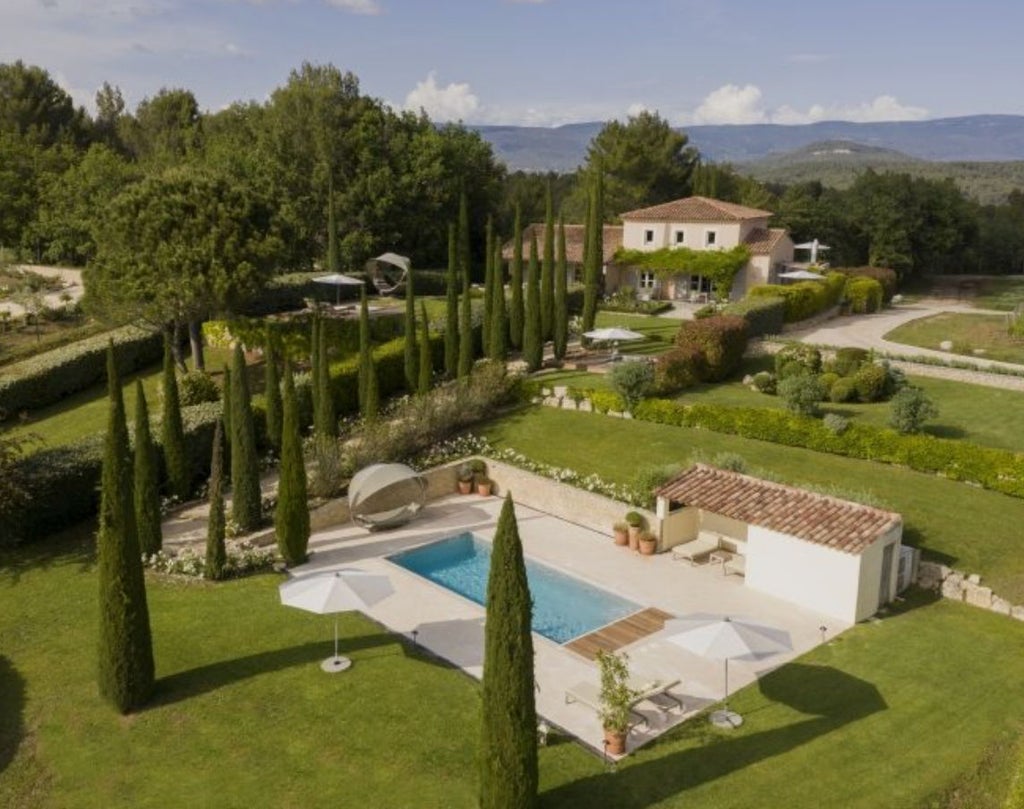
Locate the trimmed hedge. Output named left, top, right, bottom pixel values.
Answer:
left=722, top=296, right=786, bottom=337
left=834, top=266, right=898, bottom=302
left=0, top=325, right=162, bottom=419
left=632, top=398, right=1024, bottom=499
left=654, top=345, right=704, bottom=393
left=846, top=277, right=884, bottom=314
left=748, top=272, right=846, bottom=323
left=674, top=315, right=748, bottom=382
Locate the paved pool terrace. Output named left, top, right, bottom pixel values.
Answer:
left=295, top=494, right=843, bottom=756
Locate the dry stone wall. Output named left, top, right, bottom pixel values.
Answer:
left=918, top=561, right=1024, bottom=622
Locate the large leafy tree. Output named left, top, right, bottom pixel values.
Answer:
left=479, top=494, right=537, bottom=808
left=87, top=167, right=282, bottom=369
left=121, top=87, right=203, bottom=167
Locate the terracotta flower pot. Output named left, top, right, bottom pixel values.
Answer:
left=476, top=480, right=492, bottom=496
left=457, top=480, right=473, bottom=494
left=639, top=537, right=657, bottom=556
left=628, top=525, right=642, bottom=551
left=603, top=727, right=627, bottom=756
left=613, top=528, right=629, bottom=547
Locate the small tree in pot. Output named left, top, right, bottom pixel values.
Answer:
left=612, top=521, right=629, bottom=547
left=638, top=529, right=658, bottom=556
left=596, top=649, right=638, bottom=757
left=624, top=511, right=644, bottom=551
left=457, top=462, right=474, bottom=494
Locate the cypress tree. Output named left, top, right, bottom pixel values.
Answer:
left=264, top=331, right=282, bottom=454
left=523, top=232, right=542, bottom=372
left=364, top=352, right=380, bottom=421
left=315, top=316, right=335, bottom=438
left=444, top=222, right=459, bottom=378
left=582, top=158, right=604, bottom=335
left=553, top=214, right=569, bottom=361
left=309, top=315, right=321, bottom=432
left=327, top=175, right=339, bottom=274
left=418, top=301, right=432, bottom=395
left=541, top=184, right=555, bottom=342
left=403, top=266, right=418, bottom=392
left=133, top=380, right=162, bottom=556
left=221, top=365, right=232, bottom=456
left=458, top=255, right=474, bottom=378
left=161, top=335, right=189, bottom=501
left=230, top=344, right=262, bottom=531
left=275, top=361, right=310, bottom=566
left=479, top=493, right=537, bottom=808
left=509, top=204, right=524, bottom=350
left=358, top=288, right=375, bottom=419
left=204, top=419, right=227, bottom=581
left=98, top=342, right=154, bottom=714
left=489, top=241, right=508, bottom=361
left=482, top=216, right=494, bottom=353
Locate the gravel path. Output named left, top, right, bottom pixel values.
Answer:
left=0, top=264, right=84, bottom=318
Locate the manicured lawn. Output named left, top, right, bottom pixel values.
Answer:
left=884, top=312, right=1024, bottom=365
left=481, top=407, right=1024, bottom=602
left=3, top=527, right=1024, bottom=808
left=973, top=277, right=1024, bottom=312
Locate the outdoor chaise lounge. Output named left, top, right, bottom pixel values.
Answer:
left=671, top=530, right=722, bottom=564
left=724, top=554, right=746, bottom=577
left=564, top=675, right=684, bottom=731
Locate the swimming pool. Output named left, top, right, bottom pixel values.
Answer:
left=388, top=532, right=641, bottom=644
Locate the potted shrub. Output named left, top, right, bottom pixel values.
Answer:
left=596, top=649, right=638, bottom=757
left=475, top=475, right=492, bottom=496
left=624, top=511, right=644, bottom=551
left=638, top=530, right=658, bottom=556
left=456, top=462, right=474, bottom=494
left=612, top=521, right=629, bottom=547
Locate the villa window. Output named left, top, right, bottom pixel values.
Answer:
left=639, top=271, right=656, bottom=289
left=705, top=230, right=717, bottom=247
left=674, top=231, right=685, bottom=245
left=644, top=229, right=655, bottom=245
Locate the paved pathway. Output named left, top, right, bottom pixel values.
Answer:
left=0, top=264, right=84, bottom=318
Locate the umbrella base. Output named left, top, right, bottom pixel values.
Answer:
left=710, top=709, right=743, bottom=729
left=321, top=655, right=353, bottom=673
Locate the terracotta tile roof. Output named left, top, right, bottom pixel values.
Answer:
left=501, top=224, right=623, bottom=265
left=743, top=227, right=790, bottom=255
left=620, top=196, right=774, bottom=223
left=655, top=464, right=901, bottom=554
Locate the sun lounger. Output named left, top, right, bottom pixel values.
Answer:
left=671, top=531, right=722, bottom=565
left=628, top=675, right=685, bottom=712
left=724, top=554, right=746, bottom=577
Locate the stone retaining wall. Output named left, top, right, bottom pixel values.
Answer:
left=917, top=561, right=1024, bottom=621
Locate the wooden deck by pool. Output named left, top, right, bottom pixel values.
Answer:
left=565, top=607, right=675, bottom=660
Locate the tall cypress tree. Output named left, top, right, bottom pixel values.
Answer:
left=509, top=205, right=525, bottom=350
left=458, top=256, right=474, bottom=378
left=541, top=184, right=555, bottom=342
left=161, top=336, right=189, bottom=501
left=326, top=175, right=339, bottom=275
left=133, top=380, right=162, bottom=556
left=315, top=316, right=335, bottom=438
left=264, top=331, right=282, bottom=454
left=489, top=241, right=508, bottom=362
left=364, top=353, right=380, bottom=421
left=479, top=493, right=537, bottom=808
left=358, top=288, right=375, bottom=419
left=230, top=344, right=262, bottom=531
left=98, top=343, right=154, bottom=714
left=204, top=419, right=227, bottom=581
left=275, top=360, right=310, bottom=567
left=553, top=214, right=569, bottom=361
left=221, top=364, right=232, bottom=459
left=444, top=222, right=459, bottom=378
left=309, top=315, right=321, bottom=432
left=458, top=190, right=472, bottom=285
left=418, top=300, right=432, bottom=395
left=582, top=158, right=604, bottom=335
left=482, top=216, right=494, bottom=353
left=523, top=232, right=542, bottom=372
left=403, top=266, right=418, bottom=392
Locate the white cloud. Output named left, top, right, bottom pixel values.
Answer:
left=324, top=0, right=382, bottom=14
left=404, top=72, right=478, bottom=122
left=692, top=83, right=767, bottom=124
left=626, top=102, right=650, bottom=117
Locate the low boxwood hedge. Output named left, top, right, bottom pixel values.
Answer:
left=0, top=325, right=162, bottom=420
left=721, top=296, right=785, bottom=337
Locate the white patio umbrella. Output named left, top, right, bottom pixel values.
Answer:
left=313, top=272, right=364, bottom=304
left=582, top=327, right=645, bottom=342
left=778, top=269, right=825, bottom=281
left=663, top=613, right=792, bottom=728
left=793, top=239, right=831, bottom=264
left=279, top=568, right=394, bottom=673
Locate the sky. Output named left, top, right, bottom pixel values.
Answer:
left=2, top=0, right=1023, bottom=128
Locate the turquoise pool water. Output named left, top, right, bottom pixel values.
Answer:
left=388, top=532, right=640, bottom=643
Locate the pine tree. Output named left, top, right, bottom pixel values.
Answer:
left=523, top=231, right=543, bottom=372
left=541, top=184, right=555, bottom=342
left=489, top=241, right=508, bottom=361
left=479, top=493, right=537, bottom=809
left=554, top=214, right=569, bottom=361
left=230, top=344, right=262, bottom=531
left=204, top=419, right=227, bottom=581
left=275, top=360, right=310, bottom=566
left=263, top=331, right=282, bottom=454
left=358, top=288, right=376, bottom=420
left=418, top=301, right=432, bottom=395
left=444, top=222, right=459, bottom=377
left=509, top=204, right=525, bottom=350
left=315, top=315, right=335, bottom=438
left=582, top=158, right=604, bottom=335
left=326, top=175, right=339, bottom=274
left=98, top=342, right=154, bottom=714
left=133, top=380, right=162, bottom=556
left=161, top=335, right=189, bottom=501
left=458, top=254, right=474, bottom=378
left=403, top=266, right=418, bottom=392
left=482, top=216, right=494, bottom=353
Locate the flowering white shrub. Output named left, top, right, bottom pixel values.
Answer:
left=143, top=539, right=274, bottom=579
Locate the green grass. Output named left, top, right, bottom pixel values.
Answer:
left=3, top=527, right=1024, bottom=808
left=973, top=277, right=1024, bottom=312
left=481, top=407, right=1024, bottom=602
left=885, top=312, right=1024, bottom=365
left=0, top=318, right=108, bottom=369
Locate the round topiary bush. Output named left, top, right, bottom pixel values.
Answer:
left=654, top=346, right=704, bottom=393
left=777, top=373, right=826, bottom=416
left=752, top=371, right=776, bottom=395
left=773, top=343, right=822, bottom=379
left=178, top=370, right=221, bottom=407
left=833, top=347, right=870, bottom=377
left=819, top=371, right=840, bottom=395
left=829, top=377, right=857, bottom=403
left=853, top=363, right=888, bottom=402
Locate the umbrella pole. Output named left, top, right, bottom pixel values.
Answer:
left=334, top=617, right=339, bottom=659
left=724, top=659, right=729, bottom=710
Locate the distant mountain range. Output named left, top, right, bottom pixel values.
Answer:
left=471, top=115, right=1024, bottom=172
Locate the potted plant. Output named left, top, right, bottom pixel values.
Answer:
left=596, top=649, right=638, bottom=757
left=456, top=462, right=474, bottom=495
left=638, top=530, right=658, bottom=556
left=612, top=521, right=629, bottom=547
left=475, top=475, right=492, bottom=496
left=624, top=511, right=644, bottom=551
